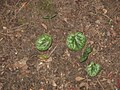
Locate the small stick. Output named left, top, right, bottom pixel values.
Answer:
left=97, top=79, right=105, bottom=90
left=48, top=45, right=58, bottom=57
left=0, top=32, right=11, bottom=37
left=17, top=1, right=29, bottom=14
left=0, top=38, right=3, bottom=42
left=102, top=14, right=117, bottom=24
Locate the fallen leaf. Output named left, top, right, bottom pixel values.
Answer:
left=38, top=54, right=49, bottom=60
left=75, top=76, right=85, bottom=81
left=14, top=57, right=28, bottom=68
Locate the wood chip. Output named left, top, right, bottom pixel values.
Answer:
left=41, top=23, right=47, bottom=29
left=52, top=80, right=57, bottom=87
left=3, top=26, right=7, bottom=30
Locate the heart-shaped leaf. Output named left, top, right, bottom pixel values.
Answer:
left=66, top=32, right=86, bottom=51
left=86, top=62, right=101, bottom=77
left=35, top=34, right=52, bottom=51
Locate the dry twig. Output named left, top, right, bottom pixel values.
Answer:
left=97, top=79, right=105, bottom=90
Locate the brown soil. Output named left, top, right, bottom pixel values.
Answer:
left=0, top=0, right=120, bottom=90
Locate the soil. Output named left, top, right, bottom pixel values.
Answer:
left=0, top=0, right=120, bottom=90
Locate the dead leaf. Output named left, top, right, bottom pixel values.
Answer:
left=75, top=76, right=85, bottom=81
left=13, top=57, right=28, bottom=68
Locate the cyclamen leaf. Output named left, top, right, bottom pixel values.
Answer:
left=66, top=32, right=86, bottom=51
left=86, top=62, right=101, bottom=77
left=35, top=34, right=52, bottom=51
left=80, top=47, right=92, bottom=62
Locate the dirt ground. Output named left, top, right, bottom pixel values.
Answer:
left=0, top=0, right=120, bottom=90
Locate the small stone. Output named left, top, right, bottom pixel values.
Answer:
left=15, top=52, right=18, bottom=55
left=103, top=9, right=107, bottom=14
left=3, top=26, right=7, bottom=29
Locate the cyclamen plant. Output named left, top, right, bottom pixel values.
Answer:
left=66, top=32, right=86, bottom=51
left=86, top=62, right=101, bottom=77
left=35, top=34, right=52, bottom=51
left=35, top=33, right=101, bottom=77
